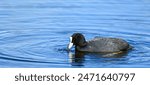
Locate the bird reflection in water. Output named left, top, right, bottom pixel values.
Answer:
left=68, top=51, right=85, bottom=66
left=68, top=50, right=129, bottom=66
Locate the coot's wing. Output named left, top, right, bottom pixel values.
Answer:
left=87, top=37, right=130, bottom=52
left=77, top=37, right=131, bottom=52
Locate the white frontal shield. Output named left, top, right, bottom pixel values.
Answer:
left=68, top=37, right=73, bottom=49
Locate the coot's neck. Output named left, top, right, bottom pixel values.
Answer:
left=75, top=42, right=87, bottom=51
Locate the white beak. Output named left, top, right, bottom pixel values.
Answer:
left=68, top=37, right=73, bottom=49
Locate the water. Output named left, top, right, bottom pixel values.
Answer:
left=0, top=0, right=150, bottom=67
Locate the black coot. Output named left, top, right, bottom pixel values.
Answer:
left=67, top=33, right=132, bottom=53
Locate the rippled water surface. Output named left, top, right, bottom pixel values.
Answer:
left=0, top=0, right=150, bottom=67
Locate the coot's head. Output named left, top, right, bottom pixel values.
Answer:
left=68, top=33, right=87, bottom=50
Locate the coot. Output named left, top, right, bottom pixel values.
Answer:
left=67, top=33, right=132, bottom=53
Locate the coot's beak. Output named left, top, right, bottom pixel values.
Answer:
left=68, top=42, right=73, bottom=50
left=67, top=37, right=73, bottom=50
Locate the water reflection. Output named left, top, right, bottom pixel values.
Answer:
left=69, top=51, right=85, bottom=66
left=68, top=50, right=129, bottom=66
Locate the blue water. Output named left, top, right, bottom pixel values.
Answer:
left=0, top=0, right=150, bottom=67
